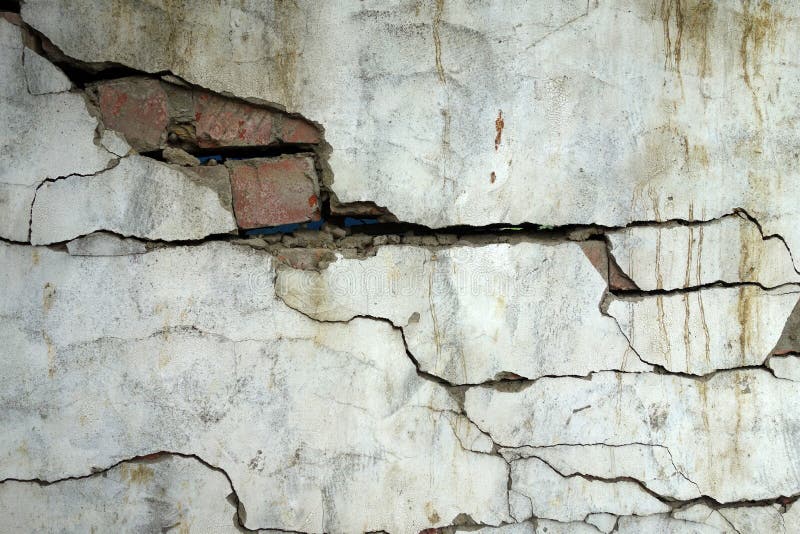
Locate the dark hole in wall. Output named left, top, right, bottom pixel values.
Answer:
left=190, top=144, right=317, bottom=160
left=244, top=218, right=380, bottom=236
left=0, top=1, right=20, bottom=14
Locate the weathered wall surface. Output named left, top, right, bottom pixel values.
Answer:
left=1, top=1, right=800, bottom=533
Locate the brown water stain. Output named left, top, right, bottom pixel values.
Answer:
left=659, top=0, right=716, bottom=79
left=433, top=0, right=446, bottom=84
left=739, top=0, right=783, bottom=125
left=120, top=463, right=155, bottom=484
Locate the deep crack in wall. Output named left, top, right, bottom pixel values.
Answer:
left=2, top=1, right=800, bottom=533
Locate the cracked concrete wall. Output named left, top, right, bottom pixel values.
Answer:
left=2, top=1, right=800, bottom=533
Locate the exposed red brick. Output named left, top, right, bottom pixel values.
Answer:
left=280, top=116, right=321, bottom=144
left=578, top=241, right=609, bottom=280
left=579, top=240, right=641, bottom=290
left=227, top=155, right=320, bottom=229
left=194, top=93, right=320, bottom=148
left=94, top=78, right=320, bottom=152
left=96, top=78, right=168, bottom=152
left=194, top=93, right=274, bottom=148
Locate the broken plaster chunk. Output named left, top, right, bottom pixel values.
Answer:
left=448, top=411, right=495, bottom=453
left=276, top=242, right=648, bottom=384
left=23, top=46, right=71, bottom=94
left=500, top=443, right=700, bottom=501
left=0, top=456, right=243, bottom=533
left=509, top=456, right=669, bottom=522
left=607, top=215, right=800, bottom=291
left=99, top=129, right=131, bottom=157
left=585, top=513, right=618, bottom=533
left=0, top=19, right=114, bottom=241
left=768, top=355, right=800, bottom=381
left=66, top=231, right=147, bottom=256
left=0, top=185, right=35, bottom=242
left=227, top=155, right=321, bottom=229
left=0, top=241, right=510, bottom=532
left=608, top=287, right=800, bottom=375
left=464, top=370, right=800, bottom=503
left=162, top=146, right=201, bottom=166
left=30, top=155, right=237, bottom=244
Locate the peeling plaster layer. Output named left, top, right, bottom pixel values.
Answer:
left=608, top=286, right=800, bottom=375
left=0, top=242, right=509, bottom=533
left=276, top=243, right=648, bottom=384
left=464, top=370, right=800, bottom=503
left=30, top=156, right=237, bottom=244
left=0, top=19, right=113, bottom=241
left=19, top=1, right=800, bottom=261
left=0, top=456, right=243, bottom=533
left=607, top=215, right=800, bottom=291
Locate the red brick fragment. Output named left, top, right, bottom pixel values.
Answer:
left=280, top=116, right=321, bottom=144
left=96, top=78, right=168, bottom=152
left=194, top=93, right=274, bottom=148
left=194, top=93, right=320, bottom=148
left=227, top=155, right=320, bottom=229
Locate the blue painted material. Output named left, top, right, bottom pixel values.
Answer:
left=344, top=217, right=379, bottom=227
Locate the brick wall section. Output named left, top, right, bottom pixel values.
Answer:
left=227, top=155, right=321, bottom=229
left=93, top=77, right=319, bottom=152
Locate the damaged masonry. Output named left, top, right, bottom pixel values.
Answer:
left=2, top=1, right=800, bottom=533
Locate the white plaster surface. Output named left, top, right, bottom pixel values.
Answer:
left=277, top=243, right=648, bottom=384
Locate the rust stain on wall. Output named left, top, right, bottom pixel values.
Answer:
left=494, top=110, right=504, bottom=151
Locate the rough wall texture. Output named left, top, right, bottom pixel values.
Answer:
left=2, top=1, right=800, bottom=533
